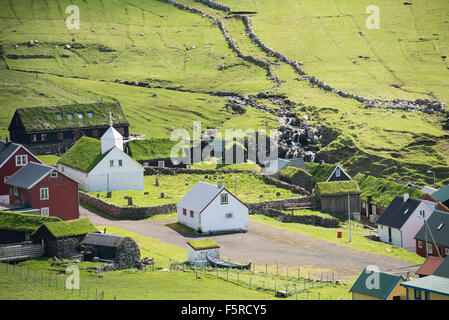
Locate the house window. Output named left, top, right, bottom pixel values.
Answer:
left=336, top=168, right=341, bottom=177
left=31, top=134, right=37, bottom=142
left=13, top=186, right=18, bottom=196
left=87, top=112, right=94, bottom=118
left=57, top=132, right=63, bottom=141
left=41, top=134, right=47, bottom=142
left=67, top=113, right=74, bottom=119
left=427, top=243, right=433, bottom=254
left=414, top=289, right=422, bottom=300
left=158, top=161, right=165, bottom=168
left=40, top=188, right=49, bottom=200
left=418, top=241, right=422, bottom=249
left=92, top=129, right=99, bottom=138
left=424, top=291, right=430, bottom=300
left=57, top=114, right=63, bottom=120
left=50, top=172, right=58, bottom=178
left=41, top=207, right=49, bottom=217
left=110, top=160, right=114, bottom=167
left=183, top=208, right=187, bottom=216
left=77, top=113, right=84, bottom=119
left=221, top=193, right=228, bottom=205
left=118, top=160, right=123, bottom=167
left=437, top=223, right=444, bottom=231
left=15, top=155, right=28, bottom=166
left=190, top=210, right=194, bottom=218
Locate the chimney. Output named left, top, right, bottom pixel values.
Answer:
left=404, top=194, right=409, bottom=202
left=217, top=181, right=223, bottom=189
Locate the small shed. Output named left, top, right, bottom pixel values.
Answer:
left=187, top=239, right=220, bottom=267
left=80, top=232, right=140, bottom=269
left=32, top=218, right=98, bottom=258
left=314, top=180, right=361, bottom=218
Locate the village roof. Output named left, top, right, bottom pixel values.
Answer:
left=10, top=102, right=129, bottom=133
left=177, top=181, right=247, bottom=213
left=432, top=184, right=449, bottom=203
left=421, top=185, right=438, bottom=195
left=326, top=164, right=352, bottom=182
left=57, top=136, right=112, bottom=173
left=0, top=141, right=42, bottom=168
left=416, top=256, right=446, bottom=277
left=349, top=267, right=404, bottom=300
left=375, top=196, right=422, bottom=229
left=353, top=173, right=425, bottom=208
left=414, top=210, right=449, bottom=246
left=187, top=239, right=220, bottom=250
left=32, top=218, right=98, bottom=239
left=5, top=162, right=56, bottom=189
left=0, top=211, right=60, bottom=233
left=401, top=275, right=449, bottom=296
left=434, top=257, right=449, bottom=279
left=80, top=232, right=129, bottom=248
left=127, top=138, right=186, bottom=161
left=315, top=180, right=360, bottom=196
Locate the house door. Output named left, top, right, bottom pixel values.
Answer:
left=388, top=227, right=392, bottom=243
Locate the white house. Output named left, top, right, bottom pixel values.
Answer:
left=376, top=194, right=436, bottom=252
left=57, top=125, right=144, bottom=192
left=177, top=181, right=249, bottom=234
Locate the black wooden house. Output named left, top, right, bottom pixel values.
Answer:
left=8, top=102, right=129, bottom=149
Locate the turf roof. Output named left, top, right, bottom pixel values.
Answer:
left=0, top=211, right=60, bottom=233
left=315, top=180, right=360, bottom=196
left=33, top=218, right=98, bottom=239
left=187, top=239, right=220, bottom=250
left=57, top=136, right=110, bottom=172
left=127, top=139, right=186, bottom=161
left=354, top=173, right=425, bottom=208
left=13, top=102, right=128, bottom=133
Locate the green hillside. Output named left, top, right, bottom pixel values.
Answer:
left=0, top=0, right=448, bottom=186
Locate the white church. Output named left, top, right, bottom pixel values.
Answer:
left=57, top=119, right=144, bottom=192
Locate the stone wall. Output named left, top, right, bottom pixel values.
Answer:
left=115, top=237, right=141, bottom=269
left=79, top=191, right=177, bottom=219
left=263, top=208, right=340, bottom=228
left=247, top=196, right=315, bottom=214
left=45, top=237, right=83, bottom=259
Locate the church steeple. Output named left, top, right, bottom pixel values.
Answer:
left=101, top=109, right=123, bottom=154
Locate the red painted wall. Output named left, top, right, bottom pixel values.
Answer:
left=416, top=240, right=448, bottom=259
left=9, top=171, right=79, bottom=221
left=0, top=146, right=41, bottom=197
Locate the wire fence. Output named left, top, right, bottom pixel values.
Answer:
left=0, top=262, right=116, bottom=300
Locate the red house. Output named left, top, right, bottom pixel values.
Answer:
left=0, top=140, right=42, bottom=203
left=5, top=162, right=79, bottom=221
left=414, top=210, right=449, bottom=259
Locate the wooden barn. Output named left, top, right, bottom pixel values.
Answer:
left=31, top=218, right=98, bottom=258
left=79, top=232, right=140, bottom=269
left=0, top=211, right=59, bottom=244
left=8, top=102, right=129, bottom=152
left=314, top=180, right=361, bottom=218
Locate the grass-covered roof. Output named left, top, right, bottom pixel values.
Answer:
left=57, top=136, right=109, bottom=172
left=187, top=239, right=219, bottom=250
left=14, top=102, right=128, bottom=133
left=354, top=173, right=425, bottom=207
left=315, top=180, right=360, bottom=196
left=0, top=211, right=60, bottom=233
left=127, top=139, right=186, bottom=161
left=32, top=218, right=98, bottom=239
left=305, top=162, right=336, bottom=182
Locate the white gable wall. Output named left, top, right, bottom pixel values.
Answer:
left=378, top=225, right=402, bottom=247
left=89, top=148, right=144, bottom=192
left=400, top=202, right=433, bottom=252
left=200, top=189, right=248, bottom=233
left=57, top=164, right=89, bottom=190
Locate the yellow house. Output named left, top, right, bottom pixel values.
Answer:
left=401, top=275, right=449, bottom=300
left=349, top=267, right=406, bottom=300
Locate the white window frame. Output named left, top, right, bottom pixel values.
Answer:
left=110, top=160, right=114, bottom=167
left=336, top=168, right=341, bottom=177
left=158, top=161, right=165, bottom=168
left=15, top=154, right=28, bottom=166
left=220, top=193, right=228, bottom=205
left=13, top=186, right=18, bottom=196
left=118, top=159, right=123, bottom=167
left=40, top=188, right=49, bottom=200
left=418, top=241, right=422, bottom=249
left=427, top=243, right=433, bottom=254
left=50, top=171, right=58, bottom=178
left=41, top=207, right=49, bottom=217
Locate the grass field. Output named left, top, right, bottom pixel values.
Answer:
left=0, top=226, right=352, bottom=300
left=0, top=0, right=448, bottom=186
left=88, top=172, right=299, bottom=207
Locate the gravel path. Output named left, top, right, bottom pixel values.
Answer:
left=81, top=206, right=419, bottom=282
